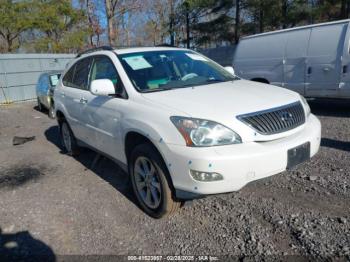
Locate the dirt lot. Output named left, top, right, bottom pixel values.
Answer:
left=0, top=101, right=349, bottom=260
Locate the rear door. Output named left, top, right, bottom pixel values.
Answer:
left=305, top=23, right=348, bottom=97
left=283, top=29, right=311, bottom=95
left=234, top=34, right=286, bottom=86
left=61, top=57, right=92, bottom=140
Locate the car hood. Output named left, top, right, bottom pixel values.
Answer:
left=142, top=80, right=300, bottom=117
left=141, top=80, right=303, bottom=142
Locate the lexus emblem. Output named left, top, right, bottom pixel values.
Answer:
left=279, top=111, right=293, bottom=122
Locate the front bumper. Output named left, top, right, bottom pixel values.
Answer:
left=160, top=114, right=321, bottom=198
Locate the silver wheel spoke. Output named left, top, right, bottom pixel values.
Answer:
left=150, top=187, right=159, bottom=205
left=151, top=181, right=161, bottom=192
left=145, top=187, right=152, bottom=205
left=149, top=164, right=156, bottom=176
left=141, top=158, right=150, bottom=174
left=135, top=165, right=146, bottom=178
left=136, top=181, right=146, bottom=190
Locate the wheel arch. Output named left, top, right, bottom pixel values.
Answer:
left=56, top=110, right=65, bottom=124
left=251, top=78, right=270, bottom=84
left=125, top=131, right=163, bottom=163
left=124, top=131, right=177, bottom=194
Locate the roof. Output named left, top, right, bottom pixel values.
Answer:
left=76, top=46, right=189, bottom=58
left=114, top=46, right=187, bottom=55
left=242, top=19, right=350, bottom=40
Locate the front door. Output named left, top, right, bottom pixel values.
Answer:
left=80, top=55, right=125, bottom=161
left=305, top=23, right=348, bottom=97
left=283, top=29, right=311, bottom=95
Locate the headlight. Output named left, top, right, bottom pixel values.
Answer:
left=170, top=116, right=242, bottom=147
left=300, top=95, right=311, bottom=117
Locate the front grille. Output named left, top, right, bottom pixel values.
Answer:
left=237, top=102, right=305, bottom=135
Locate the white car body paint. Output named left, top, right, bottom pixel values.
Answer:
left=54, top=47, right=321, bottom=198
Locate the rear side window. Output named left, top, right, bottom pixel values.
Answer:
left=72, top=58, right=92, bottom=90
left=62, top=65, right=75, bottom=87
left=49, top=74, right=61, bottom=87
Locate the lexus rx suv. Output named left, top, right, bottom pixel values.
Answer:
left=54, top=46, right=321, bottom=218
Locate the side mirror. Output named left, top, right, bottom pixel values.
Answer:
left=90, top=79, right=115, bottom=96
left=224, top=66, right=235, bottom=76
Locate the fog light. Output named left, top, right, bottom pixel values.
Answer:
left=190, top=170, right=223, bottom=182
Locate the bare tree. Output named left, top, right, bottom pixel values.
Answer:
left=235, top=0, right=240, bottom=44
left=79, top=0, right=104, bottom=47
left=142, top=0, right=169, bottom=45
left=104, top=0, right=140, bottom=45
left=169, top=0, right=175, bottom=46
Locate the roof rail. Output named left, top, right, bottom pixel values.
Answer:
left=76, top=46, right=114, bottom=58
left=155, top=43, right=176, bottom=47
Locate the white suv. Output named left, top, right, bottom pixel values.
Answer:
left=54, top=46, right=321, bottom=218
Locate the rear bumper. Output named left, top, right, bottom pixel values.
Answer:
left=160, top=114, right=321, bottom=198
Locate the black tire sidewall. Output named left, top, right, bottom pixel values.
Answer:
left=129, top=144, right=173, bottom=218
left=37, top=98, right=42, bottom=111
left=59, top=120, right=78, bottom=156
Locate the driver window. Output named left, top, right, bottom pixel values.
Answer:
left=90, top=56, right=120, bottom=91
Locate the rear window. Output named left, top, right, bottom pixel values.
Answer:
left=72, top=58, right=92, bottom=90
left=62, top=58, right=92, bottom=89
left=49, top=74, right=61, bottom=87
left=62, top=65, right=75, bottom=87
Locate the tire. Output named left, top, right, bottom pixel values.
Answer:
left=129, top=143, right=181, bottom=218
left=37, top=98, right=43, bottom=112
left=59, top=120, right=80, bottom=156
left=48, top=105, right=55, bottom=119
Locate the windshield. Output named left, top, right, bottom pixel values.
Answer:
left=118, top=50, right=237, bottom=92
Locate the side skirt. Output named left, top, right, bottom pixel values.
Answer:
left=76, top=139, right=128, bottom=173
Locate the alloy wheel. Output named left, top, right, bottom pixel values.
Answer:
left=134, top=156, right=162, bottom=209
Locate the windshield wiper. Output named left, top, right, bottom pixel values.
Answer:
left=140, top=87, right=180, bottom=93
left=206, top=78, right=226, bottom=83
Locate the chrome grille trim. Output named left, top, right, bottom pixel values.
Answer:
left=237, top=101, right=306, bottom=135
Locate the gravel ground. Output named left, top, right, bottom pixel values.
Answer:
left=0, top=100, right=349, bottom=261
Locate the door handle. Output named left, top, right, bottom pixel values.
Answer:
left=323, top=67, right=330, bottom=72
left=307, top=66, right=312, bottom=76
left=79, top=98, right=88, bottom=104
left=343, top=65, right=348, bottom=74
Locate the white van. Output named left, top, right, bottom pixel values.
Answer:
left=233, top=19, right=350, bottom=99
